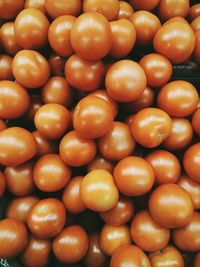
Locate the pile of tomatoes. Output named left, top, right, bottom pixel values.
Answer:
left=0, top=0, right=200, bottom=266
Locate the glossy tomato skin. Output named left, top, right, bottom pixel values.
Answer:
left=87, top=156, right=114, bottom=174
left=6, top=196, right=39, bottom=223
left=45, top=0, right=81, bottom=18
left=0, top=127, right=37, bottom=167
left=193, top=30, right=200, bottom=64
left=139, top=53, right=172, bottom=88
left=105, top=59, right=147, bottom=102
left=62, top=176, right=86, bottom=214
left=59, top=130, right=97, bottom=167
left=34, top=103, right=70, bottom=139
left=21, top=236, right=51, bottom=267
left=145, top=150, right=181, bottom=185
left=129, top=0, right=160, bottom=11
left=4, top=161, right=35, bottom=196
left=12, top=50, right=50, bottom=88
left=0, top=172, right=6, bottom=196
left=130, top=11, right=161, bottom=46
left=100, top=225, right=131, bottom=256
left=189, top=4, right=200, bottom=21
left=28, top=198, right=66, bottom=239
left=23, top=95, right=43, bottom=122
left=183, top=143, right=200, bottom=183
left=110, top=244, right=151, bottom=267
left=0, top=55, right=14, bottom=81
left=0, top=218, right=28, bottom=259
left=194, top=252, right=200, bottom=267
left=84, top=232, right=107, bottom=267
left=70, top=12, right=112, bottom=60
left=0, top=80, right=30, bottom=119
left=131, top=108, right=172, bottom=148
left=192, top=107, right=200, bottom=135
left=163, top=118, right=193, bottom=150
left=109, top=19, right=136, bottom=58
left=118, top=1, right=134, bottom=19
left=191, top=16, right=200, bottom=32
left=48, top=53, right=65, bottom=76
left=157, top=80, right=198, bottom=117
left=65, top=54, right=104, bottom=91
left=149, top=183, right=193, bottom=228
left=177, top=175, right=200, bottom=210
left=24, top=0, right=46, bottom=14
left=149, top=246, right=185, bottom=267
left=130, top=210, right=170, bottom=252
left=0, top=0, right=24, bottom=19
left=52, top=225, right=88, bottom=263
left=173, top=211, right=200, bottom=251
left=83, top=0, right=119, bottom=21
left=113, top=156, right=155, bottom=196
left=98, top=121, right=136, bottom=161
left=14, top=8, right=49, bottom=49
left=33, top=154, right=71, bottom=192
left=48, top=15, right=76, bottom=57
left=73, top=96, right=113, bottom=139
left=153, top=21, right=195, bottom=63
left=80, top=169, right=119, bottom=212
left=0, top=119, right=7, bottom=132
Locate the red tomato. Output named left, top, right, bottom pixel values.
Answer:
left=0, top=119, right=7, bottom=132
left=23, top=95, right=43, bottom=122
left=45, top=0, right=81, bottom=18
left=0, top=0, right=24, bottom=19
left=193, top=30, right=200, bottom=64
left=24, top=0, right=46, bottom=14
left=194, top=252, right=200, bottom=267
left=48, top=53, right=65, bottom=76
left=0, top=55, right=14, bottom=81
left=87, top=155, right=114, bottom=174
left=192, top=107, right=200, bottom=135
left=118, top=1, right=134, bottom=19
left=191, top=16, right=200, bottom=32
left=189, top=4, right=200, bottom=21
left=129, top=0, right=160, bottom=11
left=0, top=172, right=6, bottom=196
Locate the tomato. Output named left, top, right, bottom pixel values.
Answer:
left=118, top=1, right=134, bottom=19
left=149, top=183, right=193, bottom=228
left=34, top=154, right=71, bottom=192
left=12, top=50, right=50, bottom=88
left=70, top=12, right=112, bottom=60
left=0, top=0, right=24, bottom=19
left=0, top=127, right=37, bottom=167
left=189, top=4, right=200, bottom=21
left=45, top=0, right=81, bottom=18
left=113, top=156, right=155, bottom=196
left=84, top=232, right=107, bottom=267
left=65, top=54, right=104, bottom=91
left=109, top=19, right=136, bottom=58
left=32, top=130, right=58, bottom=156
left=62, top=176, right=86, bottom=214
left=48, top=15, right=76, bottom=57
left=59, top=130, right=97, bottom=167
left=191, top=16, right=200, bottom=32
left=130, top=210, right=170, bottom=252
left=173, top=211, right=200, bottom=251
left=83, top=0, right=119, bottom=21
left=193, top=30, right=200, bottom=64
left=21, top=236, right=51, bottom=267
left=73, top=96, right=113, bottom=139
left=192, top=107, right=200, bottom=135
left=23, top=95, right=43, bottom=122
left=0, top=55, right=14, bottom=81
left=0, top=172, right=6, bottom=196
left=153, top=21, right=195, bottom=63
left=24, top=0, right=46, bottom=14
left=4, top=161, right=35, bottom=196
left=131, top=108, right=172, bottom=148
left=177, top=175, right=200, bottom=210
left=183, top=143, right=200, bottom=183
left=158, top=0, right=190, bottom=21
left=130, top=11, right=161, bottom=46
left=0, top=218, right=28, bottom=259
left=48, top=53, right=65, bottom=76
left=34, top=103, right=70, bottom=139
left=129, top=0, right=160, bottom=11
left=80, top=169, right=119, bottom=212
left=100, top=225, right=131, bottom=256
left=0, top=22, right=21, bottom=55
left=52, top=225, right=88, bottom=263
left=110, top=244, right=151, bottom=267
left=105, top=60, right=147, bottom=102
left=162, top=118, right=193, bottom=150
left=158, top=80, right=198, bottom=117
left=139, top=53, right=172, bottom=87
left=164, top=16, right=189, bottom=25
left=149, top=246, right=185, bottom=267
left=194, top=252, right=200, bottom=267
left=0, top=119, right=7, bottom=132
left=145, top=150, right=181, bottom=185
left=28, top=198, right=66, bottom=239
left=6, top=196, right=38, bottom=223
left=87, top=156, right=114, bottom=173
left=0, top=81, right=30, bottom=120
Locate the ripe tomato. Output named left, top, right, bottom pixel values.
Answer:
left=129, top=0, right=160, bottom=11
left=130, top=210, right=170, bottom=252
left=0, top=119, right=7, bottom=132
left=52, top=225, right=88, bottom=263
left=194, top=252, right=200, bottom=267
left=130, top=11, right=161, bottom=46
left=24, top=0, right=46, bottom=14
left=189, top=4, right=200, bottom=21
left=173, top=211, right=200, bottom=251
left=118, top=1, right=134, bottom=19
left=113, top=156, right=155, bottom=196
left=139, top=53, right=172, bottom=87
left=149, top=183, right=193, bottom=228
left=191, top=16, right=200, bottom=32
left=48, top=53, right=65, bottom=76
left=80, top=169, right=119, bottom=212
left=131, top=108, right=172, bottom=148
left=105, top=60, right=147, bottom=102
left=45, top=0, right=81, bottom=18
left=153, top=21, right=195, bottom=63
left=192, top=107, right=200, bottom=135
left=23, top=95, right=43, bottom=122
left=0, top=172, right=6, bottom=196
left=70, top=12, right=112, bottom=60
left=0, top=0, right=24, bottom=19
left=0, top=55, right=14, bottom=81
left=193, top=30, right=200, bottom=64
left=87, top=155, right=114, bottom=173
